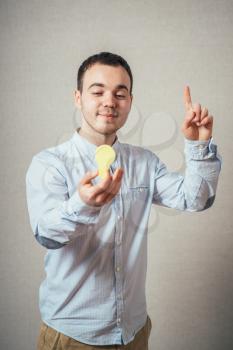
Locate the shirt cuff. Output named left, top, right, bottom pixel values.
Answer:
left=184, top=137, right=217, bottom=160
left=61, top=191, right=101, bottom=224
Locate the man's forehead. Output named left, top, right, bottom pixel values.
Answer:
left=82, top=63, right=130, bottom=89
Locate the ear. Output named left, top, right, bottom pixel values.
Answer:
left=130, top=93, right=133, bottom=106
left=74, top=90, right=82, bottom=110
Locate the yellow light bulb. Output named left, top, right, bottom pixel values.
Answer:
left=95, top=145, right=116, bottom=179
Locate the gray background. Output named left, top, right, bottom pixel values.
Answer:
left=0, top=1, right=232, bottom=349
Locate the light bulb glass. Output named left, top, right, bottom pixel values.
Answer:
left=95, top=145, right=116, bottom=179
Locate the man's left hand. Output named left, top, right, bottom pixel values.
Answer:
left=181, top=86, right=213, bottom=141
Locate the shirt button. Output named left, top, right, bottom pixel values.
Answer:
left=116, top=266, right=121, bottom=272
left=117, top=215, right=121, bottom=220
left=117, top=318, right=121, bottom=324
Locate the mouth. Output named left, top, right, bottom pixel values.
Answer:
left=98, top=114, right=117, bottom=120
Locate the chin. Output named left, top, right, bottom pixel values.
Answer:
left=99, top=128, right=118, bottom=135
left=95, top=125, right=118, bottom=136
left=95, top=121, right=117, bottom=131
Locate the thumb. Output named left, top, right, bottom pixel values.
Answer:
left=80, top=170, right=98, bottom=185
left=182, top=110, right=196, bottom=129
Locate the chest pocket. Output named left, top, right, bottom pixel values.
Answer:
left=127, top=186, right=149, bottom=200
left=121, top=185, right=150, bottom=226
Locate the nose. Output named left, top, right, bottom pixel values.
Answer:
left=102, top=93, right=116, bottom=108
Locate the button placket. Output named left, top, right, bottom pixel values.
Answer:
left=113, top=158, right=124, bottom=328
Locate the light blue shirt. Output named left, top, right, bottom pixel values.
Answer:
left=25, top=129, right=221, bottom=346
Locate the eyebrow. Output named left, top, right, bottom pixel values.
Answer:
left=87, top=83, right=129, bottom=92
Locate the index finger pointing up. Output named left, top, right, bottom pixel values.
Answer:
left=184, top=85, right=193, bottom=111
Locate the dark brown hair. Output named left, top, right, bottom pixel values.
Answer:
left=77, top=52, right=133, bottom=95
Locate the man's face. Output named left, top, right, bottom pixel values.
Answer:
left=75, top=63, right=133, bottom=136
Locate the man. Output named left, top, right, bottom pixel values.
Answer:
left=26, top=52, right=221, bottom=350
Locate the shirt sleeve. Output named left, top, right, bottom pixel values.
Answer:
left=25, top=153, right=101, bottom=249
left=152, top=137, right=222, bottom=211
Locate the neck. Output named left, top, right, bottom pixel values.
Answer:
left=77, top=124, right=117, bottom=147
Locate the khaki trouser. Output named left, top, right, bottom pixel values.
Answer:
left=37, top=316, right=152, bottom=350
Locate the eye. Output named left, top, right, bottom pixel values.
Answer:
left=116, top=94, right=126, bottom=98
left=91, top=92, right=126, bottom=99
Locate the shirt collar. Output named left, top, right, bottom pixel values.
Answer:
left=72, top=128, right=121, bottom=158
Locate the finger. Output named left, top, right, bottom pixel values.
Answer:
left=184, top=86, right=193, bottom=111
left=99, top=168, right=123, bottom=198
left=104, top=187, right=120, bottom=203
left=95, top=169, right=124, bottom=204
left=96, top=181, right=121, bottom=204
left=182, top=109, right=196, bottom=129
left=200, top=107, right=208, bottom=121
left=80, top=170, right=98, bottom=186
left=196, top=107, right=209, bottom=126
left=112, top=168, right=124, bottom=183
left=105, top=180, right=122, bottom=203
left=93, top=172, right=113, bottom=196
left=192, top=103, right=201, bottom=123
left=200, top=115, right=213, bottom=127
left=107, top=168, right=124, bottom=195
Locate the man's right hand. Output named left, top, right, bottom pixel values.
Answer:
left=78, top=168, right=124, bottom=207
